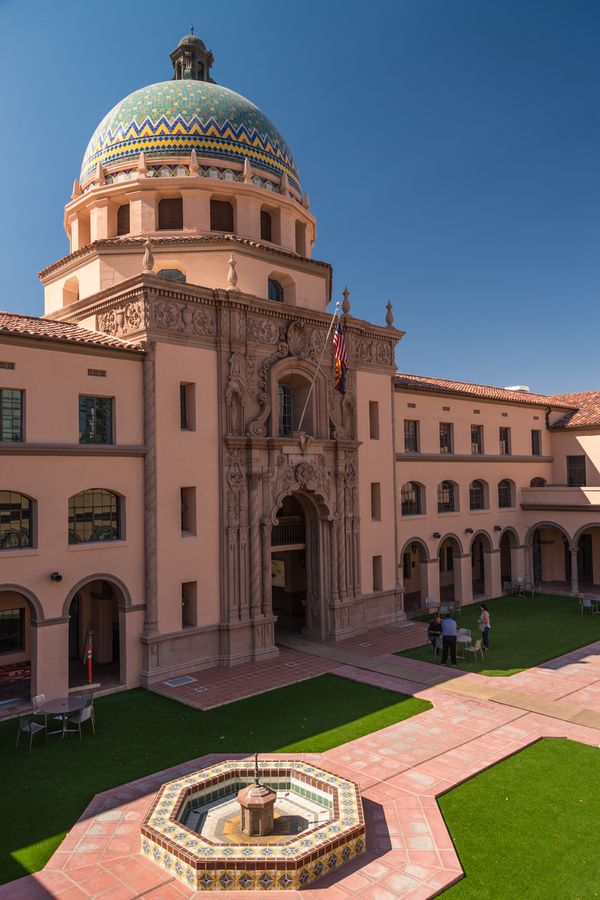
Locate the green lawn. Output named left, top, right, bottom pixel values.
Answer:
left=439, top=739, right=600, bottom=898
left=0, top=674, right=430, bottom=885
left=398, top=593, right=600, bottom=675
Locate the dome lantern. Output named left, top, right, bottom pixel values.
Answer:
left=170, top=27, right=215, bottom=83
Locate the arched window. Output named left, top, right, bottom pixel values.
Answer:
left=498, top=479, right=513, bottom=508
left=116, top=203, right=130, bottom=236
left=268, top=279, right=284, bottom=302
left=0, top=492, right=33, bottom=549
left=158, top=268, right=186, bottom=283
left=260, top=210, right=272, bottom=242
left=210, top=199, right=234, bottom=232
left=277, top=373, right=314, bottom=435
left=63, top=276, right=79, bottom=306
left=437, top=481, right=456, bottom=513
left=68, top=489, right=121, bottom=544
left=469, top=479, right=486, bottom=511
left=278, top=384, right=293, bottom=436
left=530, top=477, right=546, bottom=487
left=158, top=198, right=183, bottom=230
left=401, top=482, right=422, bottom=516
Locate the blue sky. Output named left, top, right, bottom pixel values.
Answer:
left=0, top=0, right=598, bottom=393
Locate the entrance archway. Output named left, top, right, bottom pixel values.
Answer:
left=528, top=523, right=571, bottom=589
left=400, top=539, right=429, bottom=616
left=0, top=586, right=40, bottom=705
left=471, top=533, right=492, bottom=598
left=500, top=529, right=518, bottom=584
left=65, top=578, right=127, bottom=688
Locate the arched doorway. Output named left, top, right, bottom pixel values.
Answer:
left=529, top=523, right=571, bottom=589
left=500, top=529, right=518, bottom=584
left=66, top=579, right=125, bottom=689
left=400, top=539, right=429, bottom=616
left=471, top=533, right=491, bottom=598
left=438, top=536, right=462, bottom=604
left=0, top=587, right=39, bottom=706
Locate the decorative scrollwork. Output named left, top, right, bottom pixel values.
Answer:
left=247, top=316, right=279, bottom=344
left=247, top=341, right=289, bottom=436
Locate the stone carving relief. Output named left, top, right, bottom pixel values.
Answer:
left=247, top=316, right=280, bottom=345
left=225, top=351, right=256, bottom=435
left=98, top=299, right=147, bottom=336
left=295, top=456, right=328, bottom=501
left=151, top=301, right=217, bottom=336
left=247, top=340, right=289, bottom=437
left=271, top=453, right=296, bottom=504
left=225, top=448, right=246, bottom=527
left=350, top=336, right=393, bottom=368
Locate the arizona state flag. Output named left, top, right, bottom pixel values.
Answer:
left=333, top=321, right=347, bottom=394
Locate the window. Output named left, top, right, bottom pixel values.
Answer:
left=210, top=199, right=234, bottom=232
left=278, top=384, right=293, bottom=435
left=404, top=420, right=419, bottom=452
left=0, top=389, right=23, bottom=442
left=531, top=429, right=542, bottom=456
left=469, top=480, right=486, bottom=510
left=372, top=555, right=383, bottom=592
left=295, top=220, right=307, bottom=256
left=401, top=482, right=422, bottom=516
left=260, top=210, right=272, bottom=242
left=567, top=455, right=586, bottom=486
left=180, top=487, right=197, bottom=535
left=499, top=426, right=511, bottom=455
left=446, top=545, right=454, bottom=571
left=471, top=424, right=483, bottom=454
left=498, top=479, right=513, bottom=508
left=181, top=582, right=197, bottom=628
left=0, top=492, right=32, bottom=549
left=402, top=552, right=411, bottom=581
left=68, top=489, right=121, bottom=543
left=116, top=203, right=130, bottom=236
left=158, top=268, right=186, bottom=283
left=370, top=482, right=381, bottom=521
left=0, top=608, right=24, bottom=653
left=369, top=402, right=380, bottom=439
left=437, top=481, right=456, bottom=513
left=180, top=383, right=196, bottom=431
left=268, top=278, right=284, bottom=302
left=439, top=422, right=453, bottom=453
left=530, top=477, right=546, bottom=487
left=158, top=198, right=183, bottom=230
left=79, top=396, right=113, bottom=444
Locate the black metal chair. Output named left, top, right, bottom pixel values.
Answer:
left=16, top=715, right=47, bottom=752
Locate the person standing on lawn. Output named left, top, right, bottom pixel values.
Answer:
left=441, top=614, right=458, bottom=665
left=479, top=604, right=491, bottom=650
left=427, top=614, right=443, bottom=654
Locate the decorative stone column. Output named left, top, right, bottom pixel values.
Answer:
left=423, top=558, right=440, bottom=607
left=260, top=520, right=272, bottom=617
left=456, top=554, right=473, bottom=607
left=248, top=474, right=262, bottom=617
left=570, top=547, right=579, bottom=594
left=143, top=344, right=158, bottom=634
left=484, top=548, right=502, bottom=599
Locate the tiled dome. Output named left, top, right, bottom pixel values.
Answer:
left=80, top=80, right=300, bottom=192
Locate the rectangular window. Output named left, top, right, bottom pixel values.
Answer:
left=79, top=396, right=113, bottom=444
left=439, top=422, right=453, bottom=453
left=404, top=419, right=419, bottom=452
left=0, top=389, right=24, bottom=442
left=180, top=383, right=196, bottom=431
left=210, top=199, right=234, bottom=232
left=567, top=455, right=586, bottom=486
left=370, top=482, right=381, bottom=521
left=499, top=426, right=511, bottom=455
left=181, top=487, right=197, bottom=535
left=372, top=555, right=383, bottom=592
left=531, top=429, right=541, bottom=456
left=181, top=582, right=198, bottom=628
left=158, top=197, right=183, bottom=230
left=471, top=424, right=483, bottom=455
left=117, top=203, right=130, bottom=236
left=369, top=401, right=380, bottom=439
left=0, top=607, right=24, bottom=654
left=260, top=209, right=272, bottom=242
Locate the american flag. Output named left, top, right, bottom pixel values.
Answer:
left=332, top=321, right=347, bottom=394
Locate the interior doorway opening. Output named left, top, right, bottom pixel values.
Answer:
left=0, top=589, right=34, bottom=709
left=271, top=495, right=307, bottom=632
left=68, top=579, right=123, bottom=689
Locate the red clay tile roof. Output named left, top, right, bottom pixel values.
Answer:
left=394, top=372, right=577, bottom=410
left=0, top=311, right=144, bottom=352
left=547, top=391, right=600, bottom=428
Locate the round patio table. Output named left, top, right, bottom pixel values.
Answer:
left=40, top=695, right=88, bottom=735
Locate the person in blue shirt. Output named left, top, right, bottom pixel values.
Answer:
left=441, top=614, right=458, bottom=665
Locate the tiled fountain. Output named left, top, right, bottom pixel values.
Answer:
left=141, top=757, right=366, bottom=891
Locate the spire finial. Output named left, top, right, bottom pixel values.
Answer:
left=386, top=301, right=394, bottom=327
left=342, top=286, right=351, bottom=315
left=190, top=24, right=194, bottom=35
left=254, top=752, right=260, bottom=786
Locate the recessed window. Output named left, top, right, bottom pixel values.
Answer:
left=181, top=581, right=198, bottom=628
left=372, top=555, right=383, bottom=592
left=295, top=220, right=307, bottom=256
left=278, top=384, right=293, bottom=436
left=471, top=424, right=483, bottom=454
left=530, top=477, right=546, bottom=487
left=116, top=203, right=130, bottom=236
left=567, top=456, right=586, bottom=486
left=439, top=422, right=453, bottom=454
left=469, top=480, right=486, bottom=510
left=369, top=402, right=380, bottom=440
left=180, top=383, right=196, bottom=431
left=370, top=482, right=381, bottom=521
left=68, top=489, right=121, bottom=543
left=404, top=420, right=419, bottom=452
left=158, top=198, right=183, bottom=230
left=181, top=487, right=197, bottom=535
left=401, top=482, right=422, bottom=516
left=0, top=389, right=23, bottom=442
left=260, top=210, right=272, bottom=242
left=531, top=429, right=542, bottom=456
left=437, top=481, right=456, bottom=513
left=0, top=608, right=25, bottom=653
left=268, top=278, right=284, bottom=302
left=158, top=268, right=186, bottom=283
left=210, top=199, right=234, bottom=232
left=498, top=479, right=513, bottom=508
left=0, top=492, right=32, bottom=550
left=79, top=396, right=113, bottom=444
left=499, top=427, right=511, bottom=455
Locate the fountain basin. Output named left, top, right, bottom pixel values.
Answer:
left=141, top=759, right=366, bottom=891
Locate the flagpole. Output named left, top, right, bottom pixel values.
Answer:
left=297, top=301, right=341, bottom=433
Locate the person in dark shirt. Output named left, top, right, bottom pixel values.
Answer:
left=427, top=615, right=442, bottom=654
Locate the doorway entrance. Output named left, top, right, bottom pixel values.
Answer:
left=68, top=579, right=122, bottom=688
left=271, top=496, right=307, bottom=632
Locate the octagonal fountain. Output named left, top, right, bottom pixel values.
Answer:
left=141, top=756, right=366, bottom=891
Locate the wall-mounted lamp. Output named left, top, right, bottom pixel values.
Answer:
left=50, top=572, right=63, bottom=583
left=494, top=525, right=502, bottom=532
left=432, top=532, right=441, bottom=539
left=465, top=527, right=474, bottom=534
left=410, top=543, right=417, bottom=555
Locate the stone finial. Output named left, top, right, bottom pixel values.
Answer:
left=386, top=301, right=394, bottom=327
left=95, top=162, right=105, bottom=186
left=142, top=238, right=154, bottom=273
left=71, top=178, right=81, bottom=199
left=301, top=192, right=310, bottom=210
left=243, top=158, right=253, bottom=184
left=189, top=149, right=200, bottom=174
left=342, top=286, right=351, bottom=315
left=280, top=172, right=290, bottom=196
left=137, top=151, right=147, bottom=175
left=227, top=255, right=240, bottom=291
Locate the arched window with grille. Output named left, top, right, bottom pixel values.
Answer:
left=68, top=489, right=122, bottom=544
left=530, top=477, right=546, bottom=487
left=0, top=491, right=33, bottom=549
left=401, top=482, right=422, bottom=516
left=437, top=480, right=456, bottom=513
left=498, top=479, right=513, bottom=508
left=469, top=479, right=486, bottom=510
left=268, top=278, right=284, bottom=302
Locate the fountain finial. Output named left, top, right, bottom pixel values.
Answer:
left=254, top=752, right=260, bottom=785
